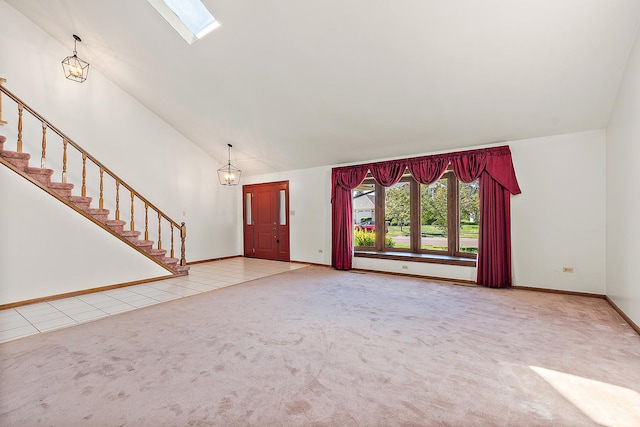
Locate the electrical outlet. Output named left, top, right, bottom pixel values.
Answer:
left=182, top=211, right=186, bottom=217
left=318, top=249, right=323, bottom=253
left=562, top=267, right=574, bottom=273
left=402, top=265, right=408, bottom=270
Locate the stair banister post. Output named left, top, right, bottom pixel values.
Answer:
left=62, top=139, right=68, bottom=183
left=0, top=77, right=7, bottom=126
left=130, top=191, right=135, bottom=231
left=144, top=202, right=149, bottom=241
left=81, top=153, right=87, bottom=197
left=180, top=222, right=187, bottom=266
left=170, top=223, right=175, bottom=259
left=99, top=168, right=104, bottom=209
left=115, top=180, right=120, bottom=220
left=17, top=104, right=23, bottom=153
left=40, top=122, right=47, bottom=168
left=157, top=212, right=162, bottom=250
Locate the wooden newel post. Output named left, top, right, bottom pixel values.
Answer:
left=180, top=222, right=187, bottom=266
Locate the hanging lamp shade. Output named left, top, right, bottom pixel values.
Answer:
left=217, top=144, right=242, bottom=186
left=62, top=34, right=89, bottom=83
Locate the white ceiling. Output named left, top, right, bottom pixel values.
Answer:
left=6, top=0, right=640, bottom=175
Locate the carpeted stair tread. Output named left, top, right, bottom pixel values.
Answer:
left=0, top=150, right=30, bottom=160
left=68, top=196, right=92, bottom=210
left=88, top=208, right=110, bottom=215
left=149, top=249, right=167, bottom=261
left=88, top=208, right=110, bottom=222
left=0, top=150, right=31, bottom=170
left=175, top=265, right=190, bottom=274
left=106, top=220, right=126, bottom=233
left=49, top=182, right=74, bottom=190
left=133, top=239, right=154, bottom=248
left=48, top=182, right=75, bottom=198
left=120, top=230, right=141, bottom=241
left=25, top=167, right=54, bottom=185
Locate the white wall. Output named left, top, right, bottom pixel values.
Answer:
left=510, top=130, right=606, bottom=294
left=606, top=26, right=640, bottom=327
left=0, top=1, right=240, bottom=304
left=245, top=130, right=607, bottom=293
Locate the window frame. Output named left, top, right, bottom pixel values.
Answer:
left=353, top=170, right=477, bottom=266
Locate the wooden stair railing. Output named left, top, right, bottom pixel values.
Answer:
left=0, top=82, right=188, bottom=275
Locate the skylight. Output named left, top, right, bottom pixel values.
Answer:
left=148, top=0, right=220, bottom=44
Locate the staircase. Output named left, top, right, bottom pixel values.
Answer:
left=0, top=84, right=189, bottom=276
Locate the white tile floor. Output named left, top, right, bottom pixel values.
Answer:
left=0, top=258, right=307, bottom=344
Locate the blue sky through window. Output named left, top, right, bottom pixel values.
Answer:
left=148, top=0, right=219, bottom=43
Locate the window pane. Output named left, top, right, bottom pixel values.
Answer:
left=384, top=182, right=410, bottom=249
left=245, top=193, right=252, bottom=225
left=420, top=178, right=448, bottom=251
left=459, top=180, right=479, bottom=253
left=353, top=183, right=376, bottom=247
left=279, top=190, right=286, bottom=225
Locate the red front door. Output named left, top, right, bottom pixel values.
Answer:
left=243, top=181, right=290, bottom=261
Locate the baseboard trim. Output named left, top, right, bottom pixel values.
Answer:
left=0, top=275, right=175, bottom=310
left=290, top=260, right=328, bottom=267
left=511, top=285, right=605, bottom=299
left=187, top=255, right=241, bottom=265
left=604, top=296, right=640, bottom=336
left=352, top=268, right=478, bottom=286
left=189, top=256, right=326, bottom=267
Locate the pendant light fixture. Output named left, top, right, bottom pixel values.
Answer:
left=61, top=34, right=89, bottom=83
left=217, top=144, right=242, bottom=186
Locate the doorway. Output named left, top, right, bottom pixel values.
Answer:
left=243, top=181, right=290, bottom=261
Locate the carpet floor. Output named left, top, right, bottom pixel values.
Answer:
left=1, top=265, right=639, bottom=426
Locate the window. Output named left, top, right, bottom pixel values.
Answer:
left=353, top=170, right=479, bottom=263
left=148, top=0, right=220, bottom=44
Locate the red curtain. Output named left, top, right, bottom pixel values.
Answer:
left=331, top=146, right=521, bottom=287
left=478, top=170, right=513, bottom=287
left=331, top=165, right=370, bottom=270
left=448, top=148, right=520, bottom=287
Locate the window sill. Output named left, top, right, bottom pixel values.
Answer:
left=354, top=251, right=476, bottom=267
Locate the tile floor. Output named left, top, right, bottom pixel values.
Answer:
left=0, top=258, right=307, bottom=344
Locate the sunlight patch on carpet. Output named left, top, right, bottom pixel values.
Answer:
left=530, top=366, right=640, bottom=427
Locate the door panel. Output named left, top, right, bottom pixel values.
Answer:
left=243, top=181, right=290, bottom=261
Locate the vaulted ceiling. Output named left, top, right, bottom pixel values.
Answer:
left=7, top=0, right=640, bottom=175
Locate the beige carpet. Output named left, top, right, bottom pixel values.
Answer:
left=1, top=266, right=639, bottom=426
